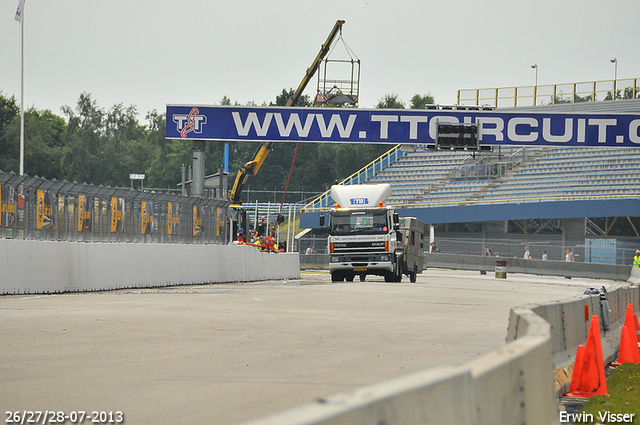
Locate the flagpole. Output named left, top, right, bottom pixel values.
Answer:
left=19, top=18, right=24, bottom=176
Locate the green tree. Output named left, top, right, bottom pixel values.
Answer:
left=61, top=93, right=151, bottom=187
left=549, top=94, right=573, bottom=104
left=144, top=110, right=193, bottom=190
left=0, top=93, right=20, bottom=172
left=22, top=108, right=65, bottom=179
left=61, top=93, right=110, bottom=184
left=271, top=89, right=312, bottom=107
left=574, top=94, right=594, bottom=103
left=605, top=87, right=640, bottom=101
left=623, top=87, right=640, bottom=99
left=376, top=93, right=405, bottom=109
left=0, top=94, right=65, bottom=178
left=410, top=93, right=435, bottom=109
left=106, top=103, right=151, bottom=184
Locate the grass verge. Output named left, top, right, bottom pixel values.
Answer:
left=575, top=363, right=640, bottom=424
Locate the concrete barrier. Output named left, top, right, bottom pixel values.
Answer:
left=301, top=253, right=635, bottom=282
left=470, top=308, right=556, bottom=425
left=425, top=253, right=633, bottom=281
left=241, top=367, right=477, bottom=425
left=240, top=284, right=639, bottom=425
left=629, top=266, right=640, bottom=285
left=0, top=239, right=300, bottom=294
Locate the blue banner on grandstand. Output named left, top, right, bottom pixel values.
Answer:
left=166, top=105, right=640, bottom=147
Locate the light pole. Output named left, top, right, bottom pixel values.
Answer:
left=531, top=64, right=538, bottom=105
left=611, top=58, right=618, bottom=99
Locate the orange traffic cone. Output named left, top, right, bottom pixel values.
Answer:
left=613, top=325, right=640, bottom=365
left=568, top=345, right=585, bottom=394
left=621, top=304, right=640, bottom=345
left=565, top=316, right=608, bottom=398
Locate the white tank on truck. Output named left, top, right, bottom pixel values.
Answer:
left=319, top=184, right=424, bottom=282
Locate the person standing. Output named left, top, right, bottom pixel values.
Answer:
left=484, top=245, right=492, bottom=256
left=524, top=246, right=530, bottom=259
left=542, top=251, right=548, bottom=261
left=633, top=250, right=640, bottom=268
left=565, top=249, right=573, bottom=262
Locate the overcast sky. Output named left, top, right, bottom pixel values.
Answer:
left=1, top=0, right=638, bottom=123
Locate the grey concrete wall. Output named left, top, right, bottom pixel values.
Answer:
left=424, top=252, right=633, bottom=281
left=0, top=239, right=300, bottom=294
left=629, top=267, right=640, bottom=285
left=301, top=253, right=633, bottom=281
left=469, top=308, right=556, bottom=425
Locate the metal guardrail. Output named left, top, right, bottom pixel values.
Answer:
left=0, top=171, right=229, bottom=244
left=458, top=77, right=640, bottom=108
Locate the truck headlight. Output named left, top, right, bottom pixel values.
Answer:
left=330, top=256, right=339, bottom=263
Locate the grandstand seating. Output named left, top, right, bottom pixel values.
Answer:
left=478, top=147, right=640, bottom=202
left=367, top=150, right=470, bottom=204
left=363, top=146, right=640, bottom=206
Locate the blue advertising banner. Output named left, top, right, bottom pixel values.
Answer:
left=166, top=105, right=640, bottom=147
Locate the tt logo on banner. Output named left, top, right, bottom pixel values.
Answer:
left=173, top=107, right=207, bottom=137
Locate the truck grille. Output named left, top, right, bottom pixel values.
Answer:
left=332, top=241, right=387, bottom=254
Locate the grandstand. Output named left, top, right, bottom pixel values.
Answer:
left=363, top=145, right=640, bottom=206
left=479, top=147, right=640, bottom=201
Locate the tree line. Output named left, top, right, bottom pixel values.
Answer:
left=0, top=90, right=434, bottom=203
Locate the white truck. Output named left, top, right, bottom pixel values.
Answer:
left=319, top=184, right=424, bottom=283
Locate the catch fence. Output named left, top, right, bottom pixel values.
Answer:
left=434, top=233, right=640, bottom=265
left=0, top=172, right=230, bottom=244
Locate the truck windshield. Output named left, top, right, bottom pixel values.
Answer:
left=330, top=211, right=388, bottom=235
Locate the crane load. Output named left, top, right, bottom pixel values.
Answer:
left=315, top=32, right=360, bottom=106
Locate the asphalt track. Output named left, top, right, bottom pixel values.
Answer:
left=0, top=269, right=623, bottom=424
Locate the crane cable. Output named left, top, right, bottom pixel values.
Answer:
left=270, top=141, right=300, bottom=238
left=327, top=33, right=360, bottom=62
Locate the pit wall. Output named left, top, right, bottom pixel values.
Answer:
left=424, top=252, right=633, bottom=281
left=0, top=239, right=300, bottom=294
left=241, top=285, right=639, bottom=425
left=301, top=253, right=634, bottom=281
